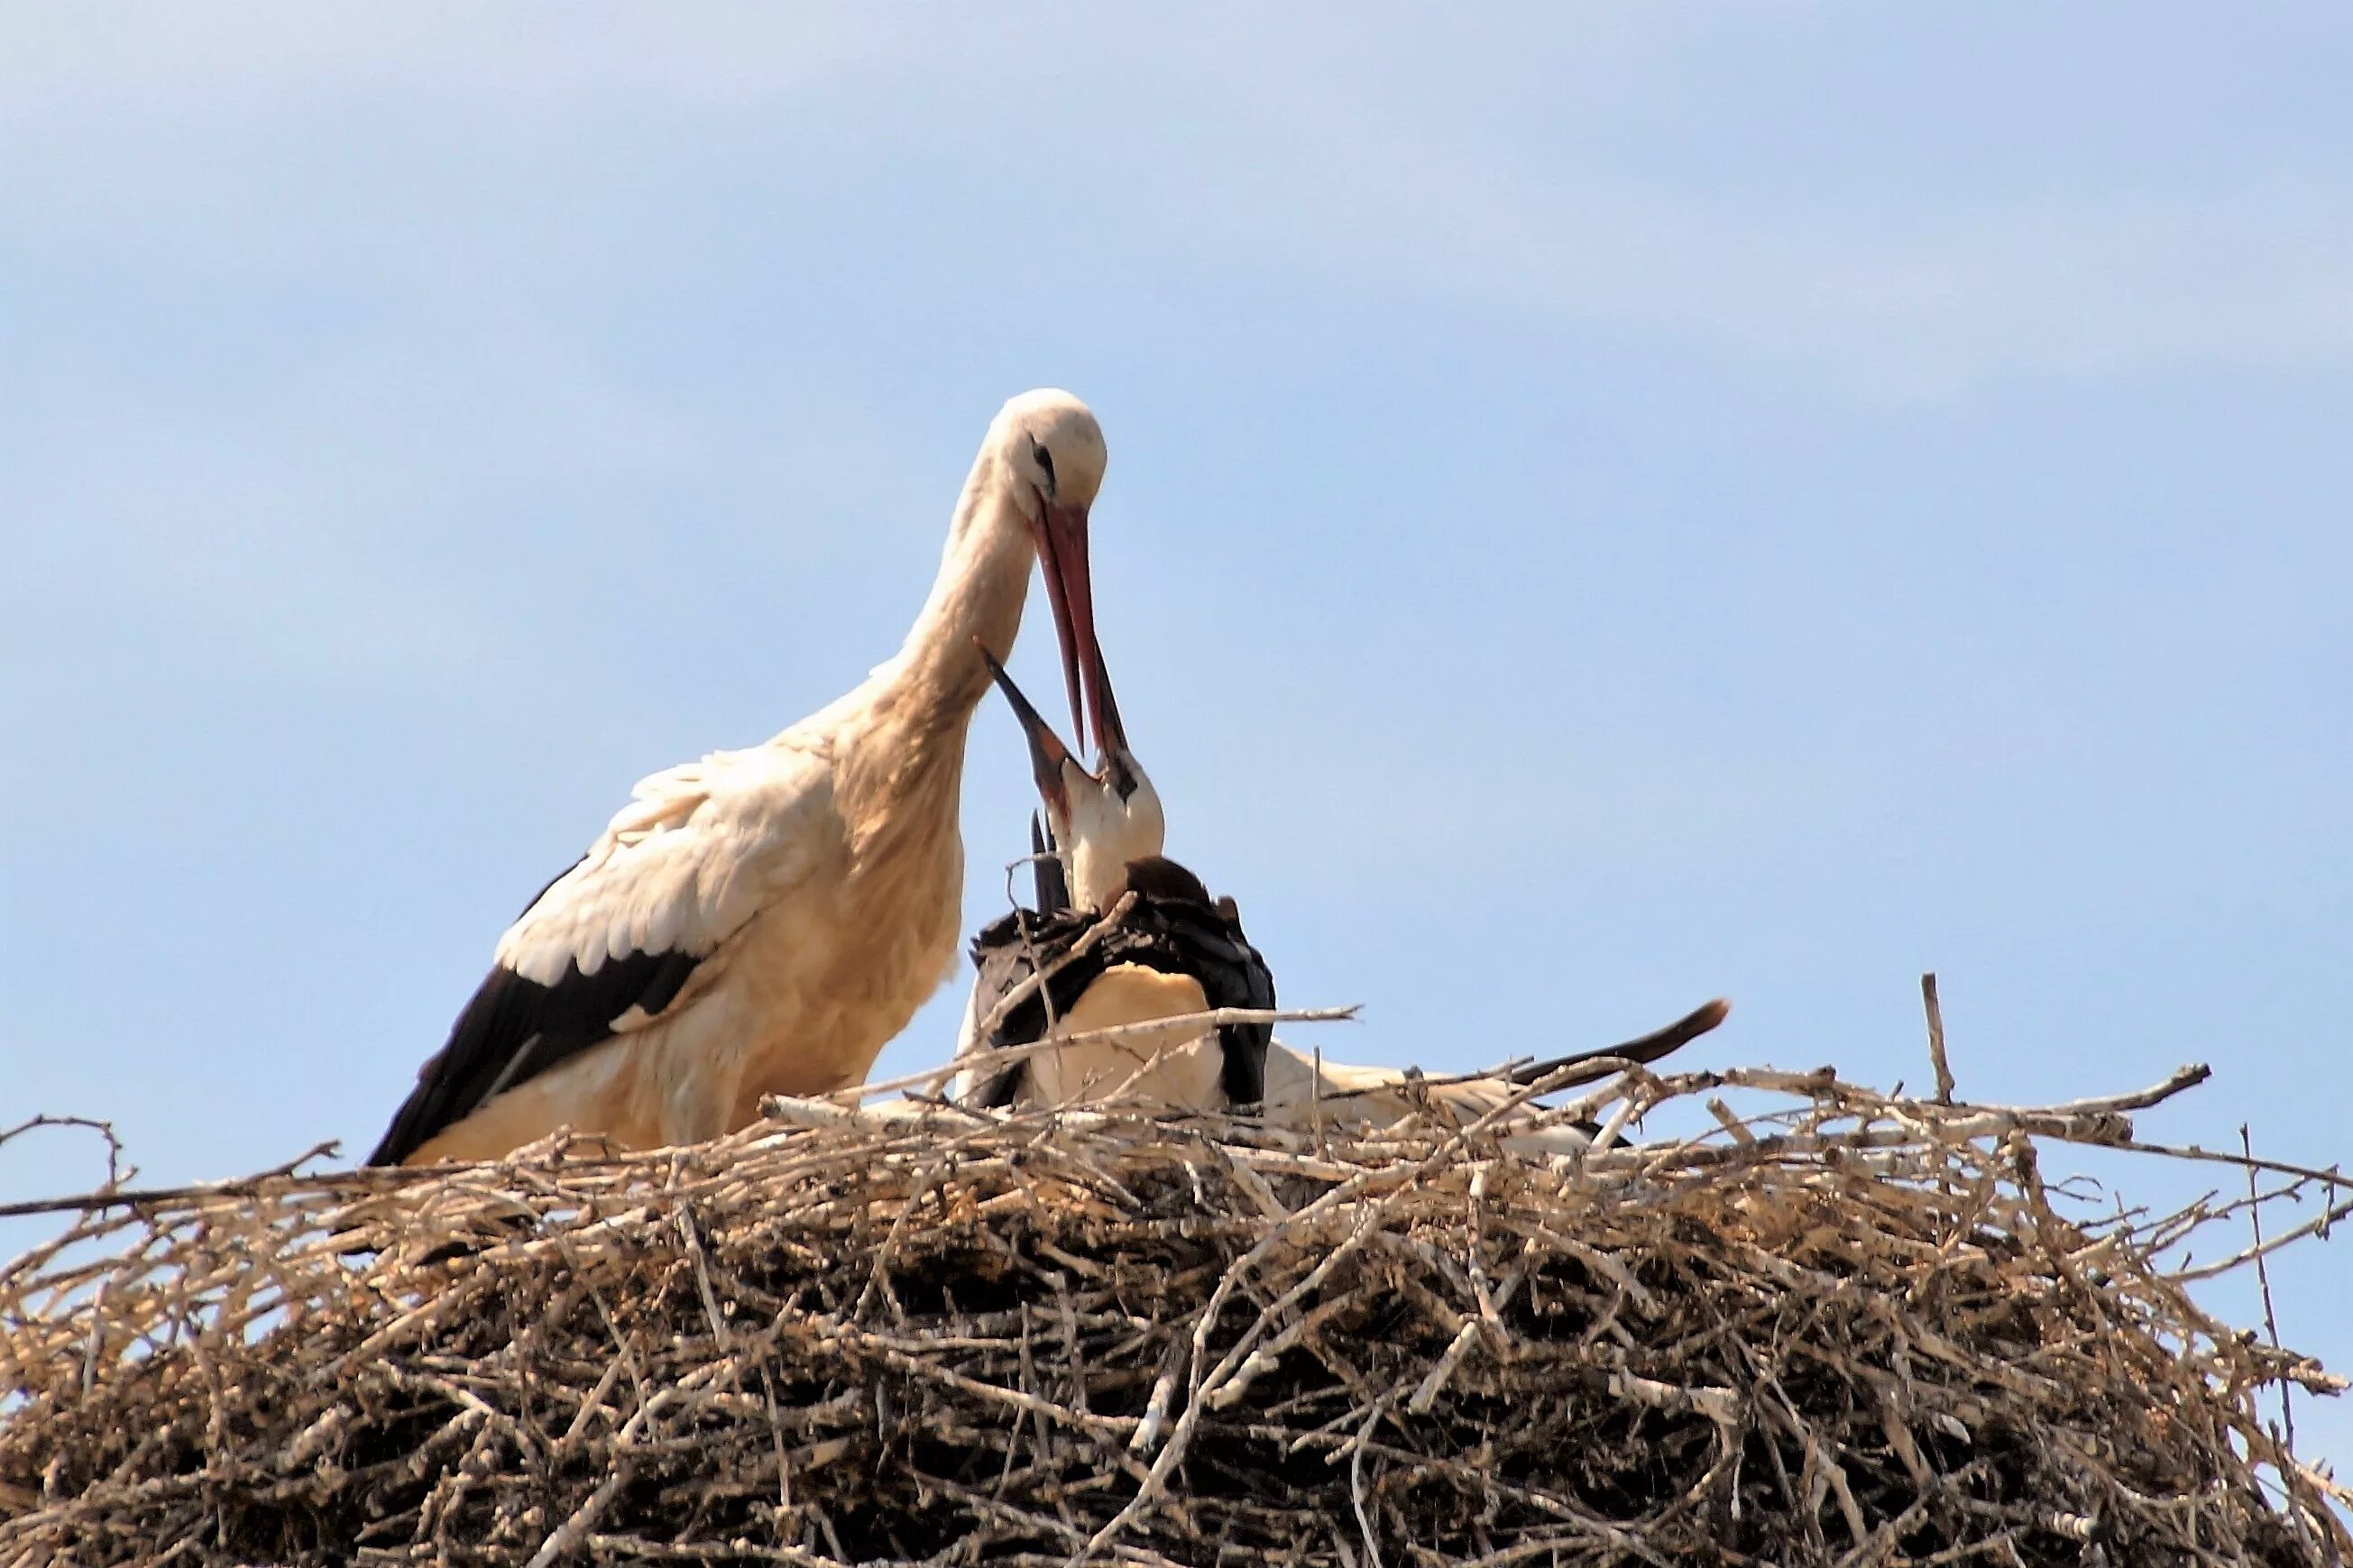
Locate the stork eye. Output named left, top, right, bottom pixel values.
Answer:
left=1031, top=440, right=1057, bottom=493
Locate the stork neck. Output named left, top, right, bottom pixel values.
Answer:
left=1069, top=848, right=1130, bottom=912
left=881, top=485, right=1035, bottom=735
left=823, top=485, right=1033, bottom=871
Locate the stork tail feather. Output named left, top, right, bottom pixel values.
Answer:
left=1510, top=997, right=1731, bottom=1089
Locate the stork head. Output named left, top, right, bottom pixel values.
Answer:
left=989, top=390, right=1109, bottom=755
left=979, top=642, right=1164, bottom=912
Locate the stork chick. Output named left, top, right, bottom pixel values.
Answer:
left=371, top=390, right=1114, bottom=1166
left=954, top=650, right=1272, bottom=1113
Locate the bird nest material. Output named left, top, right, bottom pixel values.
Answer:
left=3, top=1046, right=2348, bottom=1567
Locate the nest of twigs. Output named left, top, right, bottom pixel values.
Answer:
left=2, top=1048, right=2347, bottom=1566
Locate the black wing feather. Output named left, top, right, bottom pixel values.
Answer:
left=1114, top=857, right=1270, bottom=1103
left=1506, top=998, right=1730, bottom=1088
left=961, top=855, right=1274, bottom=1110
left=368, top=919, right=705, bottom=1167
left=1031, top=813, right=1071, bottom=915
left=961, top=902, right=1097, bottom=1108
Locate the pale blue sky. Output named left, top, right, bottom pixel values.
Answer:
left=5, top=4, right=2349, bottom=1458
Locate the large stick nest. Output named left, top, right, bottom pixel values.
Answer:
left=1, top=1057, right=2345, bottom=1566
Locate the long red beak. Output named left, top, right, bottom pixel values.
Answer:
left=1032, top=499, right=1103, bottom=755
left=1090, top=629, right=1131, bottom=757
left=978, top=643, right=1075, bottom=822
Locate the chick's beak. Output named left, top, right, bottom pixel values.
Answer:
left=979, top=644, right=1077, bottom=824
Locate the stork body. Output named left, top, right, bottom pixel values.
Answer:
left=370, top=390, right=1111, bottom=1167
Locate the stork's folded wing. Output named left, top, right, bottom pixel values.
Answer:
left=368, top=740, right=834, bottom=1165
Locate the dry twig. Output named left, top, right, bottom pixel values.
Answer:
left=1920, top=972, right=1955, bottom=1106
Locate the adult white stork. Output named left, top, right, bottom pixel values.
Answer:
left=952, top=651, right=1273, bottom=1113
left=369, top=390, right=1113, bottom=1167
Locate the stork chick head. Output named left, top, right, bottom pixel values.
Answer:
left=984, top=390, right=1111, bottom=754
left=979, top=644, right=1164, bottom=912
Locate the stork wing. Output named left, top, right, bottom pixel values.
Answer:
left=368, top=740, right=835, bottom=1166
left=1163, top=896, right=1275, bottom=1107
left=951, top=903, right=1095, bottom=1108
left=951, top=860, right=1273, bottom=1111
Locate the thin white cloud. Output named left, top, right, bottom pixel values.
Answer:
left=3, top=5, right=2347, bottom=393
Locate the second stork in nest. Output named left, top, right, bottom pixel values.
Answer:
left=952, top=647, right=1273, bottom=1113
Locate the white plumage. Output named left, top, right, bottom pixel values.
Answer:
left=498, top=745, right=832, bottom=990
left=1256, top=1044, right=1590, bottom=1152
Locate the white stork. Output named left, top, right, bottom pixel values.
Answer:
left=952, top=651, right=1273, bottom=1112
left=370, top=390, right=1113, bottom=1166
left=950, top=651, right=1729, bottom=1126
